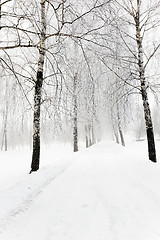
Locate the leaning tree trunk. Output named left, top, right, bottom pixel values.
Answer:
left=112, top=122, right=119, bottom=144
left=117, top=114, right=125, bottom=147
left=140, top=85, right=156, bottom=162
left=30, top=0, right=46, bottom=173
left=117, top=104, right=125, bottom=146
left=135, top=0, right=156, bottom=162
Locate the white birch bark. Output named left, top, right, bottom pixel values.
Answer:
left=30, top=0, right=46, bottom=172
left=73, top=74, right=78, bottom=152
left=135, top=0, right=156, bottom=162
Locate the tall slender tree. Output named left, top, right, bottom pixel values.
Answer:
left=73, top=73, right=78, bottom=152
left=135, top=0, right=156, bottom=162
left=30, top=0, right=46, bottom=173
left=110, top=0, right=160, bottom=162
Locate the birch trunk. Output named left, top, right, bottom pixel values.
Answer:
left=88, top=124, right=92, bottom=147
left=135, top=0, right=156, bottom=162
left=73, top=74, right=78, bottom=152
left=85, top=124, right=93, bottom=147
left=112, top=123, right=119, bottom=144
left=4, top=103, right=8, bottom=151
left=111, top=108, right=119, bottom=144
left=85, top=125, right=89, bottom=148
left=30, top=0, right=46, bottom=172
left=1, top=107, right=8, bottom=151
left=114, top=131, right=119, bottom=144
left=1, top=80, right=8, bottom=151
left=117, top=106, right=125, bottom=146
left=91, top=123, right=95, bottom=145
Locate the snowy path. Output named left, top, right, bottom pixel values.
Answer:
left=0, top=145, right=76, bottom=233
left=1, top=141, right=160, bottom=240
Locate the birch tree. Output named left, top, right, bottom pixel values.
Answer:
left=0, top=0, right=112, bottom=170
left=73, top=73, right=78, bottom=152
left=29, top=0, right=111, bottom=171
left=109, top=0, right=160, bottom=162
left=30, top=0, right=46, bottom=173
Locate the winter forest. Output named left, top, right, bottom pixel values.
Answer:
left=1, top=0, right=160, bottom=239
left=1, top=0, right=160, bottom=169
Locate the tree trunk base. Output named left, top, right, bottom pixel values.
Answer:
left=29, top=167, right=39, bottom=174
left=147, top=128, right=156, bottom=163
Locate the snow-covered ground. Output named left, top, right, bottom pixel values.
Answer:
left=1, top=140, right=160, bottom=240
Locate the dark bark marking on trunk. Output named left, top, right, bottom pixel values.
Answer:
left=134, top=1, right=156, bottom=162
left=30, top=80, right=42, bottom=173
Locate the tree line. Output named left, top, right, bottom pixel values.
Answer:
left=0, top=0, right=160, bottom=172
